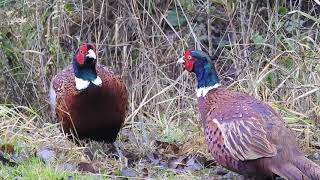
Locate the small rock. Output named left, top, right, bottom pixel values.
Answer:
left=222, top=172, right=243, bottom=179
left=213, top=166, right=229, bottom=176
left=12, top=152, right=28, bottom=163
left=313, top=152, right=320, bottom=160
left=36, top=148, right=56, bottom=163
left=57, top=162, right=77, bottom=172
left=121, top=167, right=137, bottom=177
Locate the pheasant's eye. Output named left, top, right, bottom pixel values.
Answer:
left=79, top=50, right=83, bottom=54
left=188, top=55, right=192, bottom=60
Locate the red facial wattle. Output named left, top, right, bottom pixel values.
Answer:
left=184, top=50, right=194, bottom=72
left=76, top=44, right=88, bottom=65
left=185, top=59, right=194, bottom=72
left=76, top=53, right=85, bottom=65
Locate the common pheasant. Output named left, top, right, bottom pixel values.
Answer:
left=177, top=50, right=320, bottom=179
left=49, top=43, right=128, bottom=144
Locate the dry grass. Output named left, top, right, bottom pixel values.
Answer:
left=0, top=0, right=319, bottom=179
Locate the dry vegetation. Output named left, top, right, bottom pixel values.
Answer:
left=0, top=0, right=319, bottom=179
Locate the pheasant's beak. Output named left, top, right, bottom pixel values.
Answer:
left=176, top=57, right=185, bottom=65
left=86, top=49, right=96, bottom=59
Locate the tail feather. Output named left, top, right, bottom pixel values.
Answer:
left=293, top=156, right=320, bottom=180
left=270, top=163, right=307, bottom=180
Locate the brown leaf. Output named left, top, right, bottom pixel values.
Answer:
left=195, top=155, right=217, bottom=168
left=78, top=162, right=97, bottom=173
left=165, top=155, right=206, bottom=173
left=0, top=144, right=15, bottom=154
left=142, top=168, right=149, bottom=177
left=155, top=140, right=180, bottom=154
left=168, top=155, right=187, bottom=170
left=147, top=152, right=160, bottom=165
left=185, top=156, right=203, bottom=171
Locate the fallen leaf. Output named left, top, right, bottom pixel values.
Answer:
left=78, top=162, right=97, bottom=173
left=185, top=156, right=203, bottom=171
left=195, top=155, right=217, bottom=168
left=155, top=140, right=180, bottom=154
left=147, top=152, right=160, bottom=165
left=0, top=144, right=15, bottom=154
left=168, top=155, right=187, bottom=170
left=142, top=168, right=149, bottom=177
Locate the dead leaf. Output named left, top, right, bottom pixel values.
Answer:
left=142, top=168, right=149, bottom=177
left=147, top=152, right=160, bottom=165
left=78, top=162, right=97, bottom=173
left=185, top=156, right=203, bottom=171
left=0, top=144, right=15, bottom=154
left=155, top=140, right=180, bottom=154
left=149, top=140, right=215, bottom=172
left=168, top=155, right=187, bottom=170
left=195, top=155, right=217, bottom=168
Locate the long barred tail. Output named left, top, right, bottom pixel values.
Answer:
left=293, top=156, right=320, bottom=180
left=270, top=163, right=307, bottom=180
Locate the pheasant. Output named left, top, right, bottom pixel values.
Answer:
left=49, top=43, right=128, bottom=145
left=177, top=50, right=320, bottom=179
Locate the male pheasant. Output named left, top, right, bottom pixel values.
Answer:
left=49, top=43, right=128, bottom=144
left=177, top=50, right=320, bottom=179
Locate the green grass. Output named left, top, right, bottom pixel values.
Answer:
left=1, top=158, right=68, bottom=179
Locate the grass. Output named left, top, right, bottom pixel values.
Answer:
left=1, top=158, right=72, bottom=179
left=0, top=0, right=319, bottom=179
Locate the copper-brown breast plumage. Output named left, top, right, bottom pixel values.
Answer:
left=51, top=64, right=128, bottom=142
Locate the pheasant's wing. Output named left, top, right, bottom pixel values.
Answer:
left=206, top=95, right=277, bottom=161
left=96, top=64, right=129, bottom=115
left=50, top=66, right=76, bottom=120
